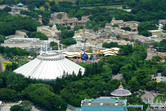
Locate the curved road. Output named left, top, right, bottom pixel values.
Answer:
left=0, top=55, right=4, bottom=72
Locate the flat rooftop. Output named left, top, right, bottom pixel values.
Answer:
left=82, top=102, right=125, bottom=106
left=82, top=97, right=126, bottom=107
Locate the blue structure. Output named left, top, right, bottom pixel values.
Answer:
left=67, top=104, right=80, bottom=111
left=35, top=7, right=39, bottom=10
left=81, top=47, right=84, bottom=50
left=81, top=97, right=127, bottom=111
left=17, top=2, right=24, bottom=6
left=81, top=52, right=88, bottom=60
left=81, top=106, right=126, bottom=111
left=128, top=105, right=143, bottom=109
left=81, top=97, right=143, bottom=111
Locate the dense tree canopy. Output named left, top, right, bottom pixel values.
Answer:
left=0, top=35, right=5, bottom=43
left=0, top=88, right=18, bottom=101
left=138, top=21, right=157, bottom=37
left=121, top=27, right=131, bottom=31
left=60, top=30, right=74, bottom=39
left=0, top=71, right=32, bottom=91
left=10, top=101, right=32, bottom=111
left=102, top=42, right=118, bottom=48
left=3, top=6, right=11, bottom=12
left=152, top=39, right=166, bottom=52
left=27, top=32, right=48, bottom=40
left=0, top=12, right=40, bottom=36
left=50, top=41, right=58, bottom=50
left=0, top=43, right=165, bottom=109
left=60, top=38, right=76, bottom=46
left=0, top=0, right=166, bottom=110
left=22, top=83, right=67, bottom=111
left=102, top=42, right=133, bottom=56
left=75, top=0, right=124, bottom=6
left=0, top=46, right=35, bottom=58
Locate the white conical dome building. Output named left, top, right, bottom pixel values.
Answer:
left=14, top=51, right=85, bottom=80
left=111, top=84, right=131, bottom=97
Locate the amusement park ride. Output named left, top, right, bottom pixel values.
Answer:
left=80, top=38, right=102, bottom=61
left=81, top=42, right=89, bottom=60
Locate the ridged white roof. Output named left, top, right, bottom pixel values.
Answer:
left=111, top=84, right=131, bottom=97
left=14, top=51, right=85, bottom=80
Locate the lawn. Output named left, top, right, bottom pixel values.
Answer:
left=54, top=0, right=122, bottom=9
left=2, top=61, right=12, bottom=70
left=80, top=5, right=122, bottom=9
left=155, top=95, right=166, bottom=103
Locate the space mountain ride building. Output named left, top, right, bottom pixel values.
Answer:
left=14, top=50, right=85, bottom=80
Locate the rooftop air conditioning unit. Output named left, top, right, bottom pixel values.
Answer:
left=100, top=103, right=103, bottom=106
left=88, top=103, right=91, bottom=106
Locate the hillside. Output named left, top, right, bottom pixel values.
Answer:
left=56, top=0, right=76, bottom=2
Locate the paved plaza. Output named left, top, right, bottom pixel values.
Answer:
left=0, top=103, right=46, bottom=111
left=146, top=47, right=166, bottom=60
left=141, top=91, right=158, bottom=104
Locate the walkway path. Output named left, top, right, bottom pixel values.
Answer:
left=1, top=103, right=46, bottom=111
left=0, top=54, right=4, bottom=72
left=1, top=103, right=19, bottom=111
left=146, top=47, right=166, bottom=60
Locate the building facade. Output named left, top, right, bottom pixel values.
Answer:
left=50, top=12, right=90, bottom=27
left=81, top=97, right=143, bottom=111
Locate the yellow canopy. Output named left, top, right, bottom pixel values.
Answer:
left=96, top=49, right=101, bottom=55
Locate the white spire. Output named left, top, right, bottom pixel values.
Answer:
left=58, top=41, right=60, bottom=50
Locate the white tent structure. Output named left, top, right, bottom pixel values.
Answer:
left=14, top=51, right=85, bottom=80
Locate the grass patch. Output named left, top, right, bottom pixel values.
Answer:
left=80, top=5, right=122, bottom=9
left=2, top=61, right=12, bottom=70
left=155, top=95, right=165, bottom=103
